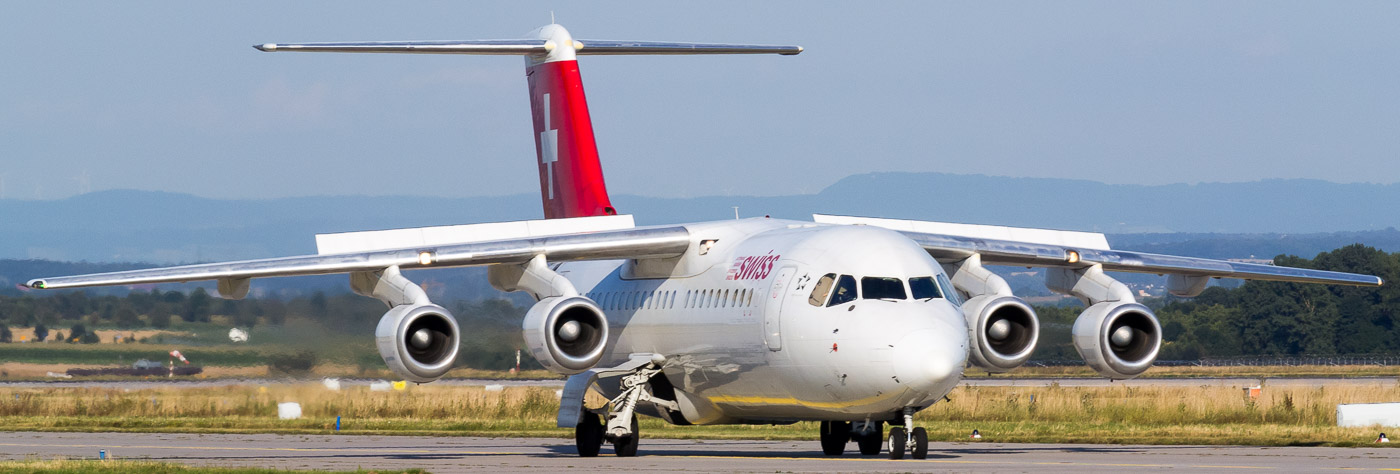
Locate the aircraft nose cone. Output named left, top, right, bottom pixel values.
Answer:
left=892, top=323, right=968, bottom=393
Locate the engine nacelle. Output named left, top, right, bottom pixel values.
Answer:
left=961, top=295, right=1040, bottom=371
left=523, top=296, right=610, bottom=374
left=1072, top=301, right=1161, bottom=379
left=375, top=303, right=461, bottom=383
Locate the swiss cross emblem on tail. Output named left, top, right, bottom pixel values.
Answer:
left=540, top=92, right=559, bottom=200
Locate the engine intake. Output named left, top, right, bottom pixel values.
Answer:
left=961, top=295, right=1039, bottom=371
left=375, top=303, right=460, bottom=383
left=523, top=296, right=609, bottom=374
left=1072, top=302, right=1161, bottom=379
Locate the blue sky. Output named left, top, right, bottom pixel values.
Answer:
left=3, top=2, right=1397, bottom=200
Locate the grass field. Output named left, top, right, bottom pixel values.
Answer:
left=1, top=381, right=1396, bottom=447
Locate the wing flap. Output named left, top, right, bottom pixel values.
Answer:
left=28, top=226, right=691, bottom=290
left=831, top=216, right=1383, bottom=287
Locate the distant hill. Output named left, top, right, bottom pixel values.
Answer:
left=2, top=173, right=1396, bottom=263
left=1107, top=229, right=1400, bottom=259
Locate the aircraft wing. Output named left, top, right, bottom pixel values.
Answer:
left=26, top=225, right=691, bottom=290
left=814, top=215, right=1383, bottom=287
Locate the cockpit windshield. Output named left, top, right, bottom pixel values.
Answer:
left=909, top=276, right=942, bottom=300
left=861, top=277, right=906, bottom=300
left=808, top=273, right=836, bottom=307
left=828, top=275, right=858, bottom=306
left=810, top=272, right=955, bottom=307
left=938, top=273, right=963, bottom=305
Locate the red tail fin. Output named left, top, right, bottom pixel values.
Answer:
left=528, top=52, right=615, bottom=219
left=253, top=24, right=800, bottom=220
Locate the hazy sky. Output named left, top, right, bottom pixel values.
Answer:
left=3, top=2, right=1397, bottom=200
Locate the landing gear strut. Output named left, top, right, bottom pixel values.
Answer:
left=565, top=356, right=678, bottom=458
left=888, top=408, right=928, bottom=460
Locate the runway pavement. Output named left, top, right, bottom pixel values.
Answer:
left=1, top=431, right=1396, bottom=473
left=2, top=376, right=1395, bottom=389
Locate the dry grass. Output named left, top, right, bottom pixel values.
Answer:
left=1, top=382, right=1396, bottom=446
left=937, top=383, right=1400, bottom=425
left=969, top=364, right=1400, bottom=379
left=5, top=328, right=183, bottom=344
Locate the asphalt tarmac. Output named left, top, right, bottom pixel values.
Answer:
left=1, top=432, right=1396, bottom=473
left=2, top=376, right=1395, bottom=389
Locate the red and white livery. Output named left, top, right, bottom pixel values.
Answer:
left=30, top=24, right=1380, bottom=460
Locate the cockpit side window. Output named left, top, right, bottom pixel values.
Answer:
left=808, top=273, right=837, bottom=307
left=861, top=277, right=907, bottom=300
left=828, top=275, right=858, bottom=306
left=909, top=276, right=942, bottom=300
left=937, top=273, right=963, bottom=305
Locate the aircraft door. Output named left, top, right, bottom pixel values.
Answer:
left=763, top=266, right=798, bottom=351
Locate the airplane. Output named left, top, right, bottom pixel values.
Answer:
left=26, top=23, right=1382, bottom=460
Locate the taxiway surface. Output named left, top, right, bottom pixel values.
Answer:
left=1, top=432, right=1395, bottom=473
left=2, top=376, right=1394, bottom=389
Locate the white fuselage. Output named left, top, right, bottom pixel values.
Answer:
left=556, top=218, right=969, bottom=425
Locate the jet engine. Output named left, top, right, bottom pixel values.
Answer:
left=523, top=296, right=610, bottom=374
left=375, top=303, right=461, bottom=383
left=961, top=295, right=1040, bottom=371
left=1071, top=302, right=1161, bottom=379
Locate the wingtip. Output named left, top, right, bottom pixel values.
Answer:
left=26, top=279, right=45, bottom=290
left=254, top=43, right=278, bottom=52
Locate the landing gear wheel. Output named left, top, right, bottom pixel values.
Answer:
left=575, top=412, right=604, bottom=457
left=856, top=421, right=884, bottom=455
left=819, top=420, right=851, bottom=456
left=611, top=416, right=640, bottom=457
left=887, top=427, right=907, bottom=460
left=910, top=427, right=928, bottom=459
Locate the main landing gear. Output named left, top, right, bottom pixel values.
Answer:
left=572, top=357, right=677, bottom=458
left=819, top=408, right=928, bottom=460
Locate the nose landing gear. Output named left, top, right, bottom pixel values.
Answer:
left=888, top=408, right=928, bottom=460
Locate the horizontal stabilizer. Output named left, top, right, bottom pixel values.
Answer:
left=574, top=40, right=801, bottom=55
left=255, top=39, right=800, bottom=56
left=814, top=214, right=1111, bottom=251
left=316, top=214, right=636, bottom=255
left=255, top=40, right=548, bottom=54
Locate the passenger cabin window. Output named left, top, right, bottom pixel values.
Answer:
left=861, top=277, right=907, bottom=300
left=808, top=273, right=837, bottom=307
left=828, top=275, right=858, bottom=306
left=909, top=276, right=942, bottom=300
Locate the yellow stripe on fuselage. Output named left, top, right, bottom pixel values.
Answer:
left=707, top=388, right=909, bottom=410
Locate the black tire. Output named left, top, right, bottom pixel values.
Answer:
left=911, top=427, right=928, bottom=460
left=856, top=421, right=884, bottom=455
left=612, top=416, right=640, bottom=457
left=819, top=421, right=851, bottom=456
left=575, top=413, right=604, bottom=457
left=887, top=427, right=907, bottom=460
